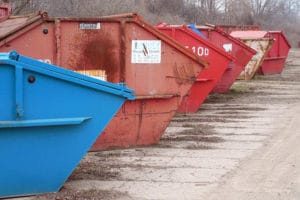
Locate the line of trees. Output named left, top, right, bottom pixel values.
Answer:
left=1, top=0, right=300, bottom=46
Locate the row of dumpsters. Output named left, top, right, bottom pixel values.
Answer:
left=0, top=3, right=291, bottom=198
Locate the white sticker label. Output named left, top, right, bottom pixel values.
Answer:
left=79, top=23, right=101, bottom=30
left=131, top=40, right=161, bottom=63
left=223, top=43, right=232, bottom=52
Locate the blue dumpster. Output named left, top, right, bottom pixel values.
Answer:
left=0, top=51, right=135, bottom=198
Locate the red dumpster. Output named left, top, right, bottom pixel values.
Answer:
left=156, top=24, right=235, bottom=113
left=210, top=25, right=290, bottom=76
left=194, top=25, right=256, bottom=93
left=230, top=31, right=274, bottom=80
left=258, top=31, right=291, bottom=75
left=0, top=12, right=208, bottom=150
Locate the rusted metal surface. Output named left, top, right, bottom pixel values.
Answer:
left=230, top=31, right=274, bottom=80
left=95, top=97, right=179, bottom=149
left=0, top=12, right=45, bottom=40
left=61, top=26, right=120, bottom=82
left=157, top=24, right=235, bottom=113
left=237, top=38, right=274, bottom=80
left=0, top=12, right=207, bottom=150
left=195, top=26, right=256, bottom=93
left=259, top=31, right=291, bottom=75
left=0, top=14, right=55, bottom=63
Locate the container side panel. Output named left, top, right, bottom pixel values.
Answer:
left=0, top=22, right=56, bottom=64
left=239, top=39, right=273, bottom=80
left=92, top=96, right=179, bottom=150
left=125, top=23, right=200, bottom=96
left=59, top=21, right=121, bottom=83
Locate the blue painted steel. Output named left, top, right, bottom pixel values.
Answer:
left=0, top=117, right=91, bottom=128
left=188, top=24, right=207, bottom=39
left=0, top=51, right=135, bottom=198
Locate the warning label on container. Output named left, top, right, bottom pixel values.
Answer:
left=131, top=40, right=161, bottom=63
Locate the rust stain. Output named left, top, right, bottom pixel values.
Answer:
left=135, top=100, right=145, bottom=143
left=238, top=39, right=273, bottom=80
left=68, top=31, right=119, bottom=83
left=119, top=20, right=126, bottom=83
left=172, top=63, right=196, bottom=85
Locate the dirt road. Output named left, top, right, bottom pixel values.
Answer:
left=204, top=49, right=300, bottom=200
left=15, top=48, right=300, bottom=200
left=205, top=102, right=300, bottom=200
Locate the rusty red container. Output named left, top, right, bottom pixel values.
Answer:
left=0, top=12, right=208, bottom=150
left=194, top=25, right=256, bottom=93
left=215, top=25, right=291, bottom=76
left=230, top=31, right=274, bottom=80
left=258, top=31, right=291, bottom=75
left=156, top=24, right=235, bottom=113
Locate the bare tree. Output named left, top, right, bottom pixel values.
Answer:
left=0, top=0, right=299, bottom=46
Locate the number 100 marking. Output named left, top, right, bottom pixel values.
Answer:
left=191, top=46, right=209, bottom=56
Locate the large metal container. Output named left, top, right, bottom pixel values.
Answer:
left=230, top=31, right=274, bottom=80
left=0, top=12, right=207, bottom=150
left=192, top=25, right=256, bottom=92
left=258, top=31, right=291, bottom=75
left=156, top=24, right=235, bottom=113
left=207, top=24, right=291, bottom=76
left=0, top=51, right=134, bottom=198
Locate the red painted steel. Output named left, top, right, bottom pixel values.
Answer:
left=258, top=31, right=291, bottom=75
left=156, top=24, right=235, bottom=113
left=0, top=12, right=208, bottom=150
left=216, top=27, right=291, bottom=75
left=196, top=26, right=256, bottom=93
